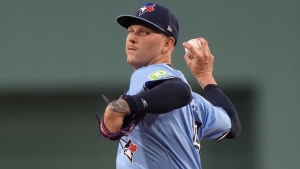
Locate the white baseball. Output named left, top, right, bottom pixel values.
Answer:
left=185, top=39, right=202, bottom=58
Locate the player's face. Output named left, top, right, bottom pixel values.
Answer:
left=126, top=24, right=168, bottom=70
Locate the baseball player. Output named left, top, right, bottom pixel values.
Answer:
left=98, top=3, right=241, bottom=169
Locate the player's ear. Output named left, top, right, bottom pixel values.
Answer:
left=165, top=37, right=175, bottom=47
left=162, top=37, right=175, bottom=53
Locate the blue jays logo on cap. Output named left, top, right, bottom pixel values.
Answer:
left=138, top=3, right=155, bottom=16
left=116, top=3, right=179, bottom=45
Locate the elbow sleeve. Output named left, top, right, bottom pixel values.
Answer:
left=123, top=78, right=192, bottom=114
left=204, top=84, right=241, bottom=138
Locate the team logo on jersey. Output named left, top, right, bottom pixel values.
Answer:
left=148, top=70, right=170, bottom=80
left=138, top=3, right=155, bottom=16
left=124, top=139, right=138, bottom=163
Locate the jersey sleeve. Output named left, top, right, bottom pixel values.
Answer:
left=128, top=65, right=179, bottom=94
left=192, top=92, right=231, bottom=141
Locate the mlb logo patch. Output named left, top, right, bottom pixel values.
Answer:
left=148, top=70, right=170, bottom=80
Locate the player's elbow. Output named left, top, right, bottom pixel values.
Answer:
left=178, top=82, right=193, bottom=106
left=164, top=78, right=192, bottom=108
left=226, top=120, right=241, bottom=139
left=227, top=129, right=241, bottom=139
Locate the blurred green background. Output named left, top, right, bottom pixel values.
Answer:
left=1, top=0, right=299, bottom=169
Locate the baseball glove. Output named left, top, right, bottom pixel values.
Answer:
left=97, top=92, right=145, bottom=141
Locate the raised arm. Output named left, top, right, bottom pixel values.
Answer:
left=183, top=38, right=241, bottom=138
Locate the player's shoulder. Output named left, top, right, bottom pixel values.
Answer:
left=134, top=64, right=177, bottom=81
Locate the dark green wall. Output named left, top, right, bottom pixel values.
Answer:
left=1, top=1, right=300, bottom=168
left=0, top=87, right=255, bottom=169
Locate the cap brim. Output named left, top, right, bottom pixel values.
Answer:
left=116, top=15, right=165, bottom=33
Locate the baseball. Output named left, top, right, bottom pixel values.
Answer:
left=185, top=39, right=202, bottom=58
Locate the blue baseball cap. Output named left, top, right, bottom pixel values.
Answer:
left=116, top=3, right=179, bottom=45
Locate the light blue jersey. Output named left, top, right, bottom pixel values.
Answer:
left=116, top=64, right=231, bottom=169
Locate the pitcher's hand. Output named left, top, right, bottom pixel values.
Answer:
left=183, top=37, right=217, bottom=89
